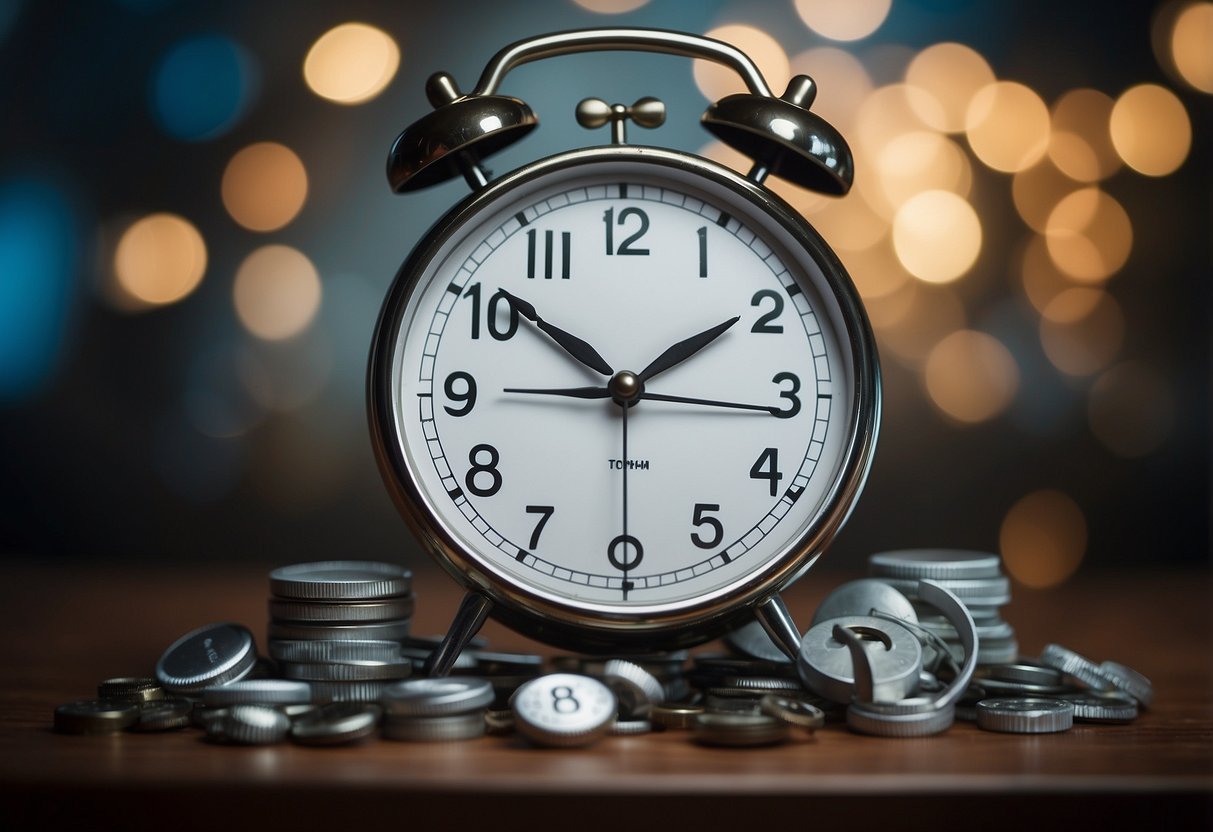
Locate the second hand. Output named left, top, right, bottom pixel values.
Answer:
left=621, top=401, right=629, bottom=601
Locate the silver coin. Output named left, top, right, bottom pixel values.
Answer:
left=485, top=708, right=515, bottom=735
left=1038, top=644, right=1116, bottom=691
left=610, top=719, right=652, bottom=736
left=53, top=700, right=140, bottom=735
left=131, top=700, right=192, bottom=732
left=269, top=597, right=415, bottom=624
left=968, top=676, right=1077, bottom=698
left=724, top=619, right=795, bottom=664
left=798, top=615, right=923, bottom=704
left=202, top=679, right=313, bottom=707
left=290, top=702, right=382, bottom=746
left=847, top=701, right=956, bottom=737
left=877, top=576, right=1011, bottom=605
left=280, top=703, right=320, bottom=720
left=602, top=659, right=665, bottom=718
left=810, top=579, right=918, bottom=628
left=309, top=679, right=393, bottom=703
left=692, top=712, right=790, bottom=747
left=381, top=677, right=495, bottom=717
left=759, top=694, right=825, bottom=731
left=868, top=549, right=1003, bottom=581
left=281, top=659, right=413, bottom=682
left=267, top=619, right=412, bottom=642
left=155, top=622, right=257, bottom=694
left=1060, top=691, right=1139, bottom=723
left=976, top=697, right=1074, bottom=733
left=269, top=561, right=412, bottom=601
left=704, top=692, right=764, bottom=714
left=209, top=704, right=290, bottom=745
left=511, top=674, right=617, bottom=748
left=720, top=675, right=803, bottom=693
left=381, top=711, right=486, bottom=742
left=269, top=638, right=404, bottom=664
left=1098, top=660, right=1154, bottom=707
left=97, top=678, right=166, bottom=706
left=979, top=662, right=1064, bottom=687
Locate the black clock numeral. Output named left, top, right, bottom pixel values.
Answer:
left=465, top=443, right=502, bottom=497
left=772, top=372, right=801, bottom=419
left=442, top=371, right=477, bottom=417
left=603, top=207, right=650, bottom=255
left=690, top=503, right=724, bottom=549
left=697, top=226, right=708, bottom=277
left=527, top=229, right=571, bottom=279
left=464, top=283, right=518, bottom=341
left=750, top=448, right=782, bottom=496
left=525, top=505, right=554, bottom=550
left=750, top=289, right=784, bottom=333
left=551, top=686, right=580, bottom=713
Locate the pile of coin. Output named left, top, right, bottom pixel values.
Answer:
left=267, top=561, right=415, bottom=702
left=52, top=554, right=1154, bottom=746
left=868, top=549, right=1018, bottom=665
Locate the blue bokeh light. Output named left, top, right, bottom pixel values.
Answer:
left=0, top=179, right=77, bottom=403
left=151, top=34, right=258, bottom=141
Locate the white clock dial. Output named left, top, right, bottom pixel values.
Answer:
left=378, top=151, right=874, bottom=621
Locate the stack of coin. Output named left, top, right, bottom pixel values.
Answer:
left=267, top=561, right=415, bottom=702
left=869, top=549, right=1017, bottom=665
left=380, top=677, right=493, bottom=741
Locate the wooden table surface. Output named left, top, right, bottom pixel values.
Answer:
left=2, top=561, right=1210, bottom=830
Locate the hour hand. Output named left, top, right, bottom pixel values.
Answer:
left=503, top=385, right=611, bottom=399
left=496, top=289, right=614, bottom=376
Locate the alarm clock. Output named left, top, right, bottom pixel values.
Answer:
left=368, top=29, right=880, bottom=676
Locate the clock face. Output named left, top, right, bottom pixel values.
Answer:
left=373, top=149, right=877, bottom=627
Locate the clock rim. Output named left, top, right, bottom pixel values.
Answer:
left=367, top=145, right=881, bottom=650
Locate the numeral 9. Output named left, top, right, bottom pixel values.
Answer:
left=443, top=371, right=477, bottom=417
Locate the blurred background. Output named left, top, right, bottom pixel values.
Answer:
left=0, top=0, right=1208, bottom=593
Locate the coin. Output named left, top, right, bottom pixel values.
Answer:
left=651, top=704, right=705, bottom=730
left=97, top=678, right=167, bottom=706
left=308, top=679, right=394, bottom=703
left=381, top=712, right=487, bottom=742
left=269, top=561, right=413, bottom=601
left=266, top=619, right=413, bottom=642
left=1098, top=660, right=1153, bottom=707
left=280, top=659, right=412, bottom=682
left=759, top=694, right=825, bottom=731
left=268, top=639, right=404, bottom=664
left=810, top=578, right=919, bottom=628
left=155, top=622, right=257, bottom=694
left=512, top=674, right=617, bottom=748
left=868, top=549, right=1003, bottom=581
left=54, top=700, right=140, bottom=735
left=978, top=662, right=1064, bottom=687
left=610, top=719, right=652, bottom=736
left=381, top=677, right=495, bottom=717
left=1061, top=691, right=1139, bottom=723
left=975, top=697, right=1074, bottom=733
left=847, top=701, right=956, bottom=737
left=208, top=705, right=290, bottom=745
left=202, top=679, right=313, bottom=707
left=691, top=712, right=789, bottom=747
left=268, top=597, right=415, bottom=624
left=1038, top=644, right=1116, bottom=692
left=602, top=659, right=664, bottom=718
left=131, top=699, right=192, bottom=732
left=290, top=702, right=382, bottom=746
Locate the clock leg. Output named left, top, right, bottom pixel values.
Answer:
left=423, top=591, right=494, bottom=677
left=755, top=594, right=803, bottom=662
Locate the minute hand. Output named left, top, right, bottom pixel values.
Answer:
left=497, top=289, right=613, bottom=376
left=639, top=391, right=778, bottom=415
left=638, top=317, right=739, bottom=383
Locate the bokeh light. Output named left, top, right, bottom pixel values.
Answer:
left=304, top=22, right=400, bottom=105
left=221, top=142, right=308, bottom=232
left=904, top=42, right=996, bottom=133
left=924, top=330, right=1019, bottom=423
left=694, top=25, right=789, bottom=101
left=1012, top=158, right=1082, bottom=234
left=870, top=131, right=972, bottom=219
left=1170, top=2, right=1213, bottom=93
left=966, top=81, right=1051, bottom=173
left=1049, top=89, right=1121, bottom=181
left=1000, top=489, right=1087, bottom=589
left=571, top=0, right=650, bottom=12
left=152, top=34, right=257, bottom=141
left=854, top=84, right=939, bottom=159
left=838, top=239, right=910, bottom=301
left=1019, top=234, right=1077, bottom=314
left=1040, top=289, right=1124, bottom=376
left=113, top=213, right=207, bottom=307
left=0, top=179, right=76, bottom=401
left=1044, top=187, right=1132, bottom=281
left=794, top=0, right=891, bottom=42
left=1089, top=361, right=1176, bottom=458
left=233, top=245, right=322, bottom=340
left=892, top=190, right=981, bottom=283
left=873, top=282, right=967, bottom=367
left=1110, top=83, right=1192, bottom=176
